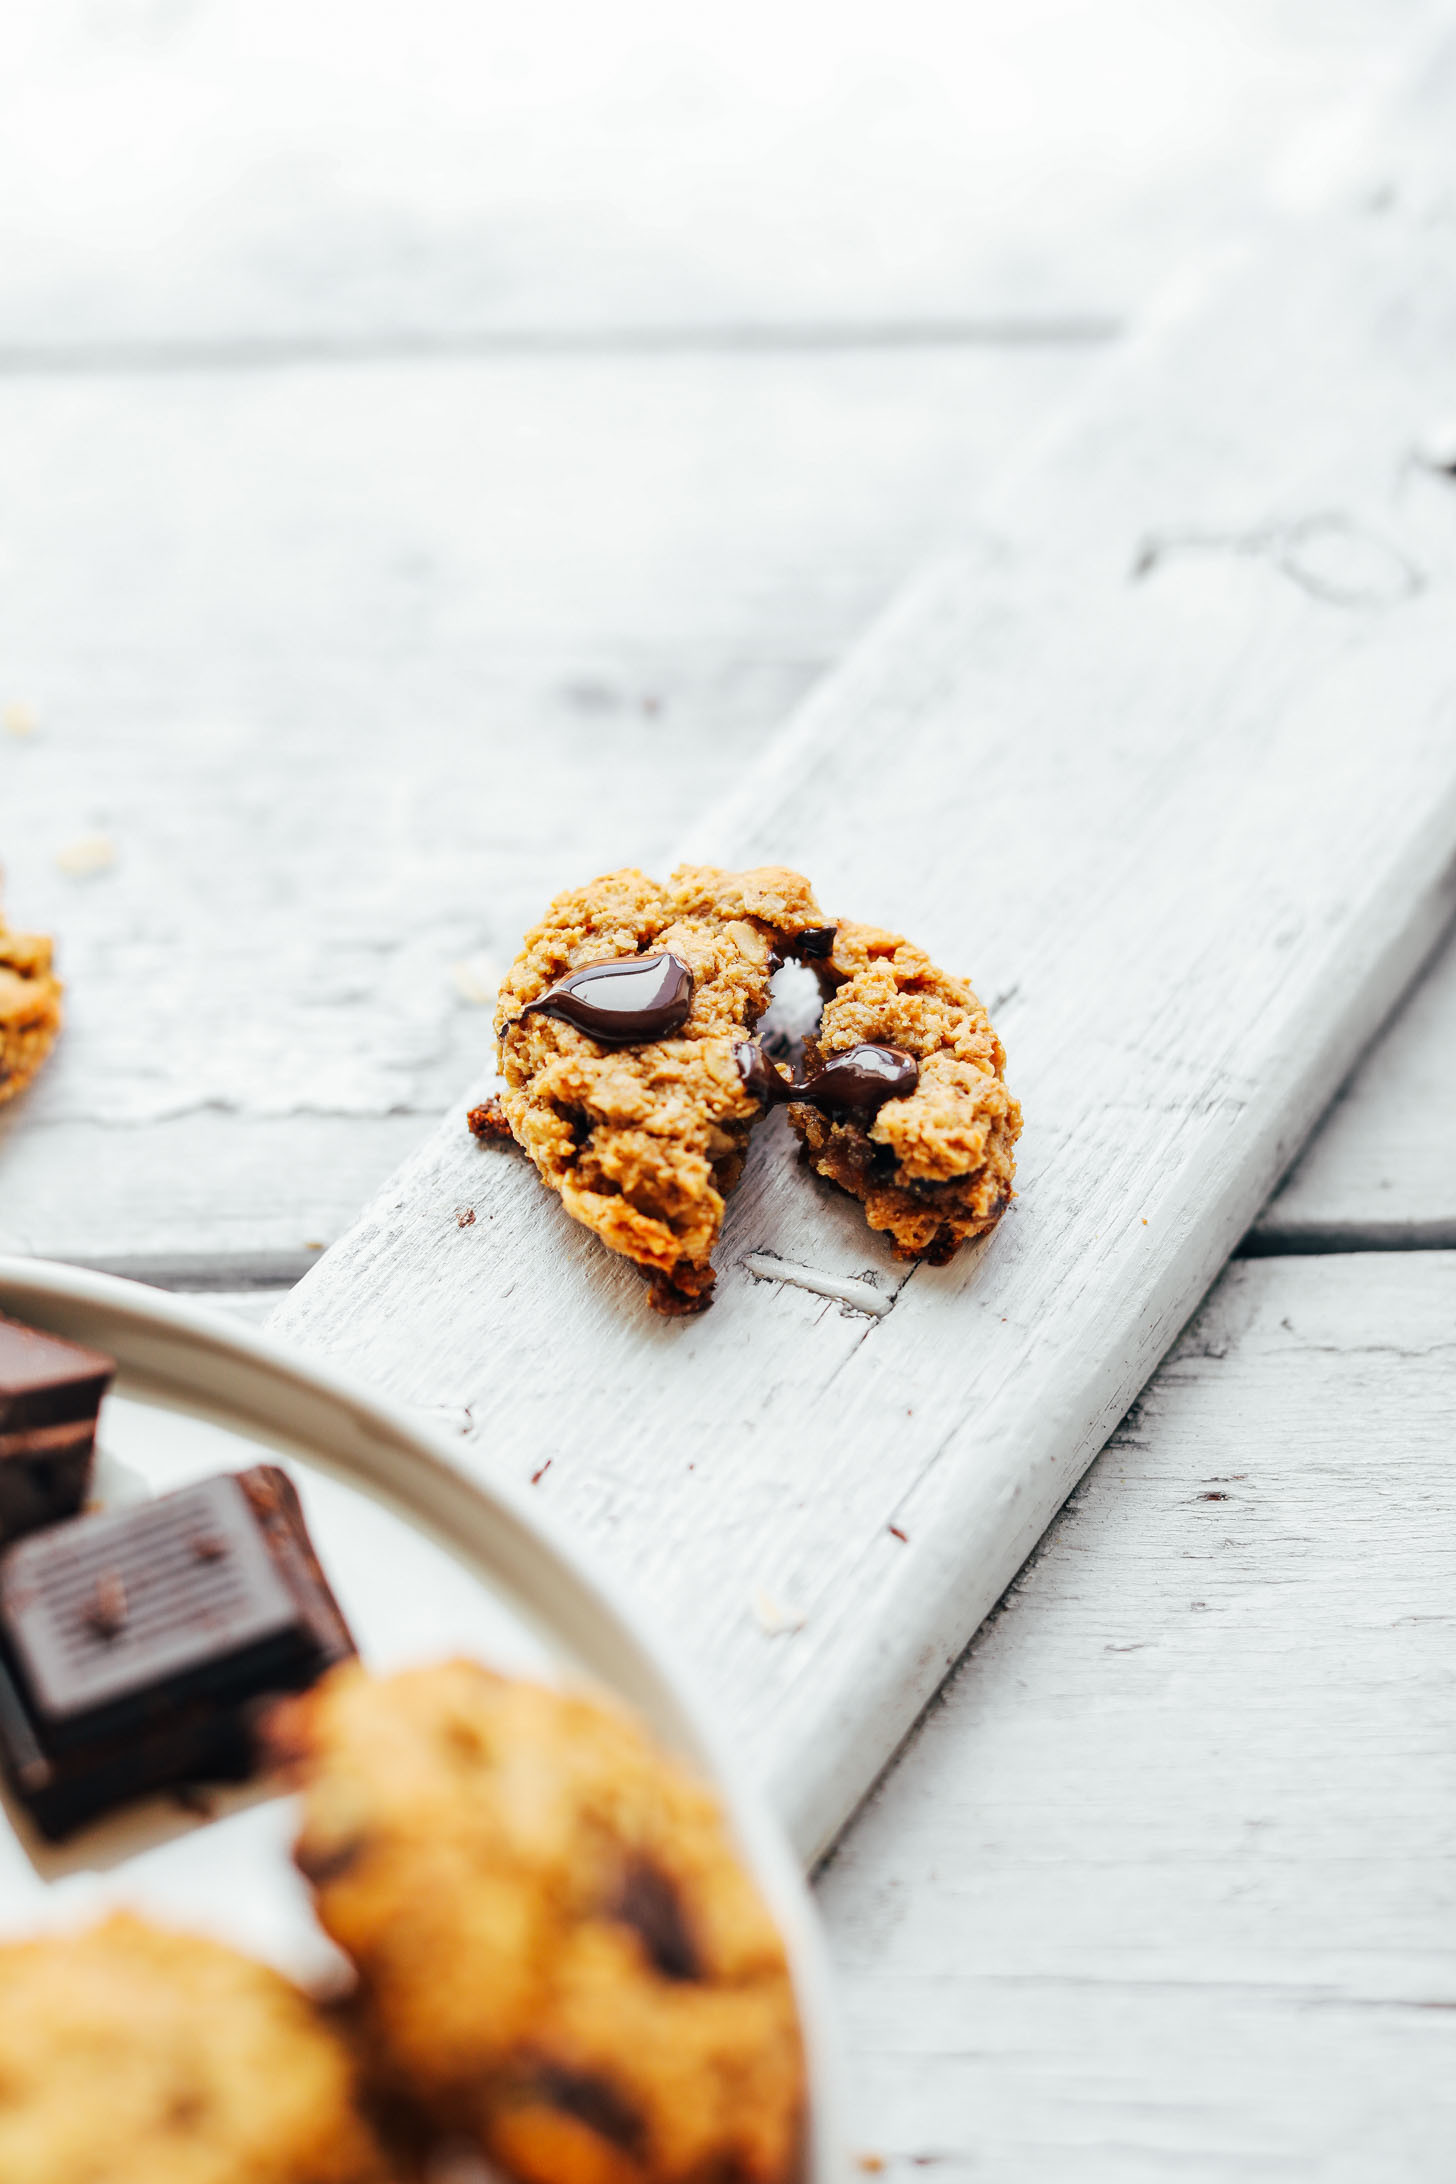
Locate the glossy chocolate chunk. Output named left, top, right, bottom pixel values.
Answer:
left=805, top=1043, right=920, bottom=1113
left=0, top=1466, right=354, bottom=1838
left=792, top=925, right=838, bottom=960
left=0, top=1316, right=114, bottom=1545
left=733, top=1041, right=793, bottom=1108
left=767, top=923, right=838, bottom=976
left=507, top=951, right=694, bottom=1046
left=735, top=1039, right=919, bottom=1117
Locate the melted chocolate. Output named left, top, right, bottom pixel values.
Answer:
left=767, top=922, right=838, bottom=975
left=614, top=1857, right=701, bottom=1981
left=735, top=1039, right=919, bottom=1117
left=508, top=951, right=693, bottom=1046
left=538, top=2067, right=643, bottom=2153
left=807, top=1043, right=920, bottom=1113
left=733, top=1041, right=793, bottom=1108
left=794, top=924, right=837, bottom=960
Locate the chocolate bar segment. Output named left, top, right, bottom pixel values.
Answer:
left=0, top=1316, right=114, bottom=1543
left=0, top=1467, right=354, bottom=1838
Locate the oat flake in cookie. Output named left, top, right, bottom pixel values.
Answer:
left=789, top=917, right=1021, bottom=1263
left=277, top=1660, right=805, bottom=2184
left=487, top=865, right=828, bottom=1313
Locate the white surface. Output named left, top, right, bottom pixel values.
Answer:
left=1257, top=914, right=1456, bottom=1246
left=0, top=1, right=1442, bottom=1275
left=820, top=1250, right=1456, bottom=2178
left=0, top=0, right=1423, bottom=349
left=0, top=343, right=1078, bottom=1275
left=0, top=1258, right=844, bottom=2175
left=273, top=36, right=1456, bottom=1863
left=1, top=3, right=1455, bottom=2169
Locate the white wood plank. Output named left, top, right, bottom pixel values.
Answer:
left=1254, top=913, right=1456, bottom=1247
left=0, top=345, right=1081, bottom=1269
left=818, top=1250, right=1456, bottom=2179
left=271, top=37, right=1456, bottom=1863
left=0, top=0, right=1422, bottom=348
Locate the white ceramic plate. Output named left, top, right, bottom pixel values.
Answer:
left=0, top=1256, right=844, bottom=2178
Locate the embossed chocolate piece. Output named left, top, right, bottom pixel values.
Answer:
left=506, top=951, right=694, bottom=1046
left=0, top=1316, right=114, bottom=1545
left=0, top=1466, right=354, bottom=1837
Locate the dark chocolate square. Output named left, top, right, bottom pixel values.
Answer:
left=0, top=1467, right=354, bottom=1837
left=0, top=1316, right=114, bottom=1543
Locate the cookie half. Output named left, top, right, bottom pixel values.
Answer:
left=278, top=1660, right=805, bottom=2184
left=788, top=918, right=1021, bottom=1263
left=0, top=921, right=61, bottom=1106
left=487, top=864, right=828, bottom=1312
left=0, top=1913, right=387, bottom=2184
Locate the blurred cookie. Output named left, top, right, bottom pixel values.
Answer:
left=488, top=864, right=828, bottom=1312
left=789, top=917, right=1020, bottom=1263
left=0, top=921, right=61, bottom=1105
left=0, top=1912, right=387, bottom=2184
left=280, top=1660, right=804, bottom=2184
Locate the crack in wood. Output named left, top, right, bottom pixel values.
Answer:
left=740, top=1253, right=894, bottom=1317
left=1132, top=510, right=1424, bottom=607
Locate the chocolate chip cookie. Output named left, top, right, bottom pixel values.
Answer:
left=0, top=1913, right=387, bottom=2184
left=278, top=1660, right=804, bottom=2184
left=0, top=920, right=61, bottom=1106
left=488, top=864, right=828, bottom=1312
left=788, top=917, right=1020, bottom=1263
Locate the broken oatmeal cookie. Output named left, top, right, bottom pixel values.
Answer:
left=279, top=1661, right=805, bottom=2184
left=0, top=919, right=61, bottom=1105
left=487, top=865, right=826, bottom=1313
left=788, top=918, right=1020, bottom=1264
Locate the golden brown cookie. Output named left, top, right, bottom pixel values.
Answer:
left=278, top=1661, right=805, bottom=2184
left=789, top=918, right=1020, bottom=1263
left=0, top=919, right=61, bottom=1105
left=488, top=864, right=827, bottom=1312
left=0, top=1913, right=388, bottom=2184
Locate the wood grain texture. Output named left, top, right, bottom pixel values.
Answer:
left=1255, top=914, right=1456, bottom=1248
left=273, top=39, right=1456, bottom=1863
left=819, top=1250, right=1456, bottom=2180
left=0, top=0, right=1423, bottom=349
left=0, top=345, right=1079, bottom=1268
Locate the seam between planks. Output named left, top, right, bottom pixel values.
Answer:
left=0, top=319, right=1123, bottom=379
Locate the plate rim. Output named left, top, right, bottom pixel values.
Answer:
left=0, top=1252, right=846, bottom=2178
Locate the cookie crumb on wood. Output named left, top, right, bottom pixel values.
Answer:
left=466, top=1097, right=512, bottom=1142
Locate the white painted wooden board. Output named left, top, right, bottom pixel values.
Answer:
left=1255, top=913, right=1456, bottom=1248
left=0, top=345, right=1080, bottom=1274
left=0, top=0, right=1424, bottom=350
left=819, top=1250, right=1456, bottom=2180
left=0, top=3, right=1440, bottom=1275
left=273, top=34, right=1456, bottom=1864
